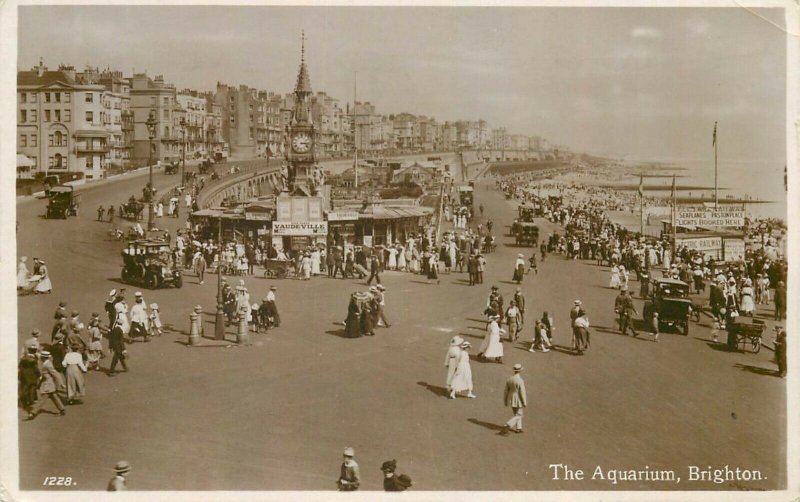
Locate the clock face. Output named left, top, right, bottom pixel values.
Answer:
left=292, top=133, right=311, bottom=153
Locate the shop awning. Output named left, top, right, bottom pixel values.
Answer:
left=17, top=154, right=35, bottom=167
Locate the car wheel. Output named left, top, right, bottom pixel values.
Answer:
left=145, top=274, right=159, bottom=289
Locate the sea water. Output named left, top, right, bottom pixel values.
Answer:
left=637, top=160, right=787, bottom=221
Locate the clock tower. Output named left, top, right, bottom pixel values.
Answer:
left=285, top=31, right=318, bottom=194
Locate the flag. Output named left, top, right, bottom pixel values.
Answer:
left=712, top=121, right=717, bottom=147
left=671, top=174, right=676, bottom=201
left=638, top=174, right=644, bottom=197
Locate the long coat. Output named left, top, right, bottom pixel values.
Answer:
left=345, top=300, right=361, bottom=338
left=479, top=321, right=504, bottom=358
left=504, top=373, right=527, bottom=408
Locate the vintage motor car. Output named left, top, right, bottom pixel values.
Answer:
left=514, top=222, right=539, bottom=247
left=642, top=278, right=693, bottom=335
left=518, top=204, right=535, bottom=222
left=120, top=240, right=182, bottom=289
left=45, top=186, right=80, bottom=219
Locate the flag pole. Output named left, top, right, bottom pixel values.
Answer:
left=671, top=174, right=677, bottom=263
left=639, top=173, right=644, bottom=236
left=713, top=121, right=718, bottom=208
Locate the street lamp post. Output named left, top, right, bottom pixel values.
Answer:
left=180, top=117, right=187, bottom=187
left=214, top=216, right=225, bottom=340
left=146, top=110, right=157, bottom=231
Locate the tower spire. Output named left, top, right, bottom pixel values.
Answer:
left=294, top=30, right=312, bottom=96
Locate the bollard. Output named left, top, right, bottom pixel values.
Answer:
left=237, top=305, right=250, bottom=346
left=188, top=310, right=200, bottom=346
left=194, top=305, right=204, bottom=339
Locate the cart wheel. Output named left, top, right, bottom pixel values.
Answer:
left=752, top=337, right=761, bottom=354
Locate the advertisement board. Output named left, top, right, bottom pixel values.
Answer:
left=723, top=238, right=746, bottom=262
left=675, top=205, right=745, bottom=228
left=675, top=236, right=722, bottom=260
left=327, top=211, right=359, bottom=221
left=272, top=221, right=328, bottom=236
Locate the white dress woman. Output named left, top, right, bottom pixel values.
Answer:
left=156, top=201, right=164, bottom=218
left=609, top=265, right=621, bottom=289
left=619, top=265, right=629, bottom=290
left=478, top=315, right=504, bottom=362
left=450, top=341, right=476, bottom=398
left=444, top=336, right=462, bottom=396
left=311, top=249, right=321, bottom=276
left=387, top=247, right=397, bottom=271
left=396, top=245, right=407, bottom=271
left=740, top=282, right=755, bottom=316
left=33, top=261, right=52, bottom=294
left=17, top=256, right=30, bottom=289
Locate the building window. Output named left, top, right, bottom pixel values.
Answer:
left=48, top=134, right=53, bottom=146
left=163, top=97, right=169, bottom=106
left=55, top=110, right=61, bottom=122
left=86, top=111, right=93, bottom=123
left=54, top=131, right=64, bottom=146
left=64, top=110, right=71, bottom=122
left=29, top=155, right=37, bottom=169
left=20, top=110, right=27, bottom=123
left=163, top=109, right=169, bottom=120
left=45, top=92, right=51, bottom=103
left=20, top=93, right=27, bottom=103
left=45, top=110, right=51, bottom=122
left=20, top=135, right=27, bottom=147
left=86, top=93, right=93, bottom=103
left=31, top=134, right=37, bottom=147
left=55, top=92, right=61, bottom=103
left=30, top=93, right=37, bottom=103
left=64, top=92, right=70, bottom=103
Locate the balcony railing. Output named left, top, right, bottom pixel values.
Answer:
left=77, top=145, right=111, bottom=154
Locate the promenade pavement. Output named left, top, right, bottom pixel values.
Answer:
left=14, top=170, right=786, bottom=491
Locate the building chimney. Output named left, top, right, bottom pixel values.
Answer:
left=37, top=57, right=45, bottom=77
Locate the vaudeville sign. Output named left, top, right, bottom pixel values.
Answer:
left=675, top=205, right=745, bottom=228
left=272, top=221, right=328, bottom=236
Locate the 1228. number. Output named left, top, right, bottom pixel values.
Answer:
left=43, top=477, right=74, bottom=486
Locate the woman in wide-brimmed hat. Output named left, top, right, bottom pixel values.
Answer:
left=450, top=340, right=476, bottom=399
left=444, top=336, right=463, bottom=394
left=478, top=314, right=504, bottom=363
left=28, top=351, right=66, bottom=419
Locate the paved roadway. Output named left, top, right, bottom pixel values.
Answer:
left=15, top=169, right=786, bottom=491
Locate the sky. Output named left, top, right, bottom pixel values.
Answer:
left=17, top=6, right=788, bottom=162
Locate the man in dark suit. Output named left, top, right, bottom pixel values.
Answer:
left=467, top=254, right=477, bottom=286
left=366, top=254, right=381, bottom=285
left=108, top=311, right=128, bottom=376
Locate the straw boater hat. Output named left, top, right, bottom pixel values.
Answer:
left=40, top=351, right=51, bottom=358
left=376, top=285, right=386, bottom=291
left=513, top=363, right=523, bottom=372
left=115, top=461, right=131, bottom=474
left=150, top=303, right=159, bottom=310
left=450, top=335, right=464, bottom=346
left=489, top=314, right=501, bottom=321
left=109, top=289, right=117, bottom=297
left=574, top=300, right=582, bottom=305
left=31, top=329, right=40, bottom=337
left=270, top=286, right=277, bottom=291
left=343, top=447, right=355, bottom=457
